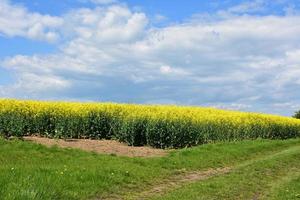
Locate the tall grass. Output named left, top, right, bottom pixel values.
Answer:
left=0, top=99, right=299, bottom=148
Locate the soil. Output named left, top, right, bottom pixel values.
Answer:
left=23, top=136, right=168, bottom=157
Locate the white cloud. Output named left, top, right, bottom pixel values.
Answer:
left=0, top=0, right=63, bottom=42
left=1, top=2, right=300, bottom=115
left=0, top=73, right=70, bottom=98
left=160, top=65, right=172, bottom=74
left=63, top=6, right=148, bottom=43
left=206, top=103, right=253, bottom=111
left=227, top=0, right=266, bottom=14
left=160, top=65, right=190, bottom=76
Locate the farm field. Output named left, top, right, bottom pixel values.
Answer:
left=1, top=99, right=300, bottom=199
left=0, top=138, right=299, bottom=200
left=1, top=99, right=300, bottom=148
left=2, top=0, right=300, bottom=199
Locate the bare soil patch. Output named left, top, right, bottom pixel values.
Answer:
left=23, top=136, right=168, bottom=157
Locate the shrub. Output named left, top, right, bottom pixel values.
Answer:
left=293, top=110, right=300, bottom=119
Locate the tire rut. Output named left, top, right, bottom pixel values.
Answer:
left=98, top=144, right=300, bottom=200
left=133, top=167, right=232, bottom=200
left=100, top=167, right=231, bottom=200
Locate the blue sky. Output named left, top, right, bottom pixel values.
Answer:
left=1, top=0, right=300, bottom=116
left=10, top=0, right=300, bottom=20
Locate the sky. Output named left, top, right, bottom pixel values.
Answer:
left=1, top=0, right=300, bottom=116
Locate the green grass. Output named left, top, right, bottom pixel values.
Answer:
left=270, top=175, right=300, bottom=200
left=267, top=172, right=300, bottom=200
left=0, top=138, right=299, bottom=200
left=149, top=145, right=300, bottom=200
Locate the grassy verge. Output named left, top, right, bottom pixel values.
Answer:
left=267, top=172, right=300, bottom=200
left=149, top=145, right=300, bottom=200
left=0, top=138, right=299, bottom=200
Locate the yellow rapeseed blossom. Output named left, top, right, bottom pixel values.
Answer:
left=0, top=99, right=299, bottom=148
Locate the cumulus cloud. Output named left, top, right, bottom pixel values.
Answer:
left=0, top=0, right=63, bottom=42
left=63, top=5, right=148, bottom=43
left=1, top=2, right=300, bottom=115
left=0, top=72, right=70, bottom=99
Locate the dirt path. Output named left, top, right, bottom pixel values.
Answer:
left=102, top=167, right=231, bottom=200
left=135, top=167, right=231, bottom=200
left=95, top=142, right=300, bottom=200
left=23, top=136, right=168, bottom=157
